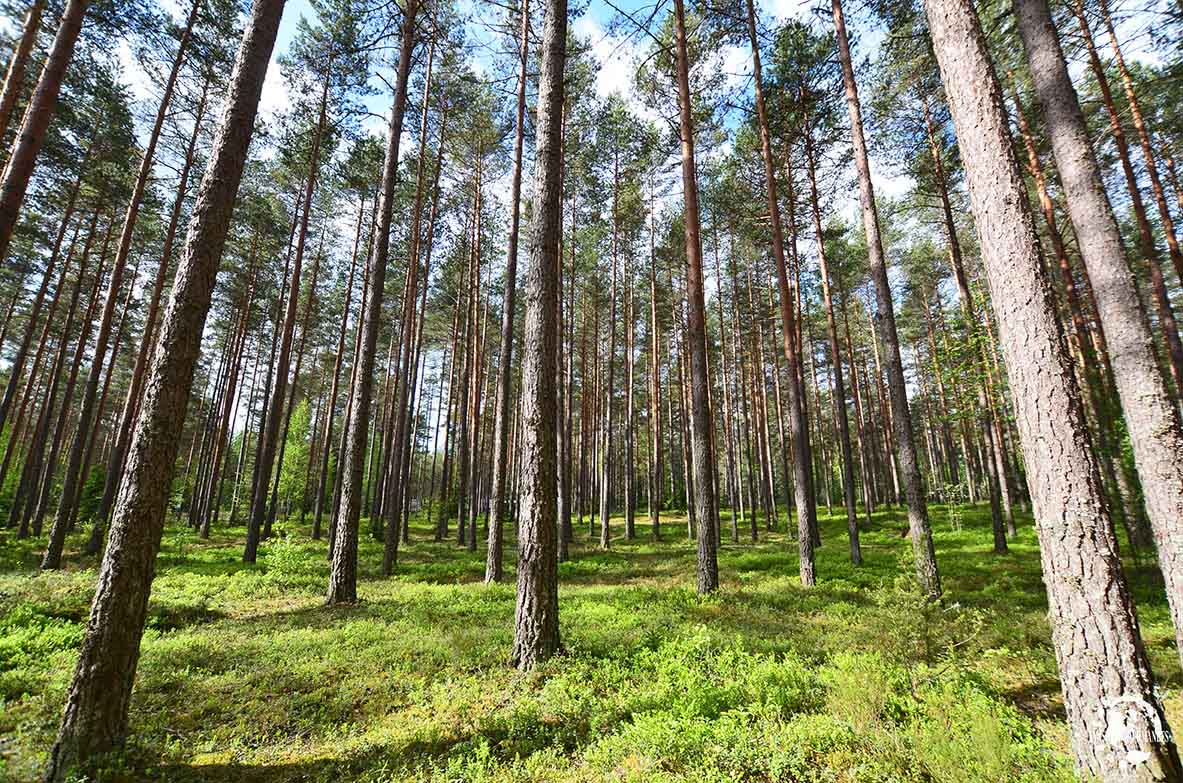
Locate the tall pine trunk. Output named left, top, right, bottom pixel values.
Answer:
left=44, top=1, right=286, bottom=776
left=804, top=128, right=861, bottom=566
left=673, top=0, right=718, bottom=594
left=831, top=0, right=939, bottom=595
left=923, top=0, right=1182, bottom=775
left=386, top=23, right=439, bottom=571
left=313, top=194, right=364, bottom=539
left=245, top=75, right=329, bottom=563
left=0, top=0, right=90, bottom=263
left=42, top=0, right=201, bottom=568
left=326, top=0, right=419, bottom=604
left=486, top=0, right=527, bottom=581
left=510, top=0, right=565, bottom=669
left=0, top=0, right=45, bottom=150
left=598, top=154, right=619, bottom=549
left=647, top=185, right=662, bottom=539
left=1014, top=0, right=1183, bottom=671
left=93, top=74, right=211, bottom=540
left=1070, top=0, right=1183, bottom=398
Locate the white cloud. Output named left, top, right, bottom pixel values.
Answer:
left=572, top=16, right=630, bottom=99
left=117, top=39, right=155, bottom=105
left=157, top=0, right=185, bottom=17
left=764, top=0, right=813, bottom=23
left=720, top=43, right=751, bottom=87
left=257, top=55, right=290, bottom=124
left=571, top=13, right=668, bottom=130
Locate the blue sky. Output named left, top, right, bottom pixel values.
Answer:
left=252, top=0, right=817, bottom=130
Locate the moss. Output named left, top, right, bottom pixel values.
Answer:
left=0, top=503, right=1153, bottom=781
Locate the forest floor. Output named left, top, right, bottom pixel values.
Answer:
left=0, top=502, right=1178, bottom=782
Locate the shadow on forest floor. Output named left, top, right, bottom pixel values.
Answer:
left=0, top=503, right=1174, bottom=782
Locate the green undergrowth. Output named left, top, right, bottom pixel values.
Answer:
left=0, top=501, right=1176, bottom=782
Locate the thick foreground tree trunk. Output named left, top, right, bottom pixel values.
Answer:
left=510, top=0, right=565, bottom=670
left=43, top=1, right=285, bottom=779
left=1014, top=0, right=1183, bottom=672
left=923, top=0, right=1182, bottom=777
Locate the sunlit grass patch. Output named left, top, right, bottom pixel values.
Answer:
left=0, top=502, right=1166, bottom=781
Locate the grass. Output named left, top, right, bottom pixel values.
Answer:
left=0, top=500, right=1177, bottom=782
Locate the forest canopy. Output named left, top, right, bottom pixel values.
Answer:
left=1, top=0, right=1182, bottom=779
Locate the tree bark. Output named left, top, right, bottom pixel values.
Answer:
left=647, top=184, right=662, bottom=539
left=1014, top=0, right=1183, bottom=670
left=598, top=152, right=619, bottom=550
left=44, top=0, right=286, bottom=776
left=673, top=0, right=718, bottom=593
left=326, top=0, right=419, bottom=604
left=804, top=128, right=861, bottom=566
left=485, top=0, right=527, bottom=582
left=0, top=0, right=46, bottom=152
left=313, top=194, right=363, bottom=539
left=386, top=22, right=438, bottom=570
left=1011, top=83, right=1144, bottom=547
left=0, top=0, right=90, bottom=264
left=43, top=0, right=201, bottom=568
left=246, top=75, right=329, bottom=562
left=624, top=247, right=636, bottom=540
left=924, top=0, right=1182, bottom=776
left=510, top=0, right=565, bottom=669
left=1070, top=0, right=1183, bottom=399
left=94, top=73, right=211, bottom=537
left=831, top=0, right=939, bottom=594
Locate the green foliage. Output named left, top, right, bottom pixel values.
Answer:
left=261, top=534, right=324, bottom=592
left=0, top=504, right=1150, bottom=782
left=279, top=400, right=312, bottom=516
left=0, top=603, right=84, bottom=685
left=75, top=467, right=106, bottom=525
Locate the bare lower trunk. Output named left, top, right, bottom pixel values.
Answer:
left=486, top=0, right=527, bottom=582
left=326, top=0, right=418, bottom=604
left=1014, top=0, right=1183, bottom=672
left=44, top=1, right=285, bottom=778
left=804, top=129, right=861, bottom=567
left=313, top=195, right=363, bottom=539
left=924, top=0, right=1181, bottom=776
left=386, top=25, right=438, bottom=571
left=94, top=74, right=210, bottom=539
left=599, top=161, right=619, bottom=549
left=510, top=0, right=565, bottom=669
left=647, top=189, right=662, bottom=539
left=42, top=0, right=199, bottom=568
left=673, top=0, right=718, bottom=594
left=831, top=0, right=938, bottom=595
left=779, top=158, right=818, bottom=580
left=246, top=77, right=329, bottom=563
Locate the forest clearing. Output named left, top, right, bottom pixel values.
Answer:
left=0, top=0, right=1181, bottom=778
left=7, top=506, right=1167, bottom=781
